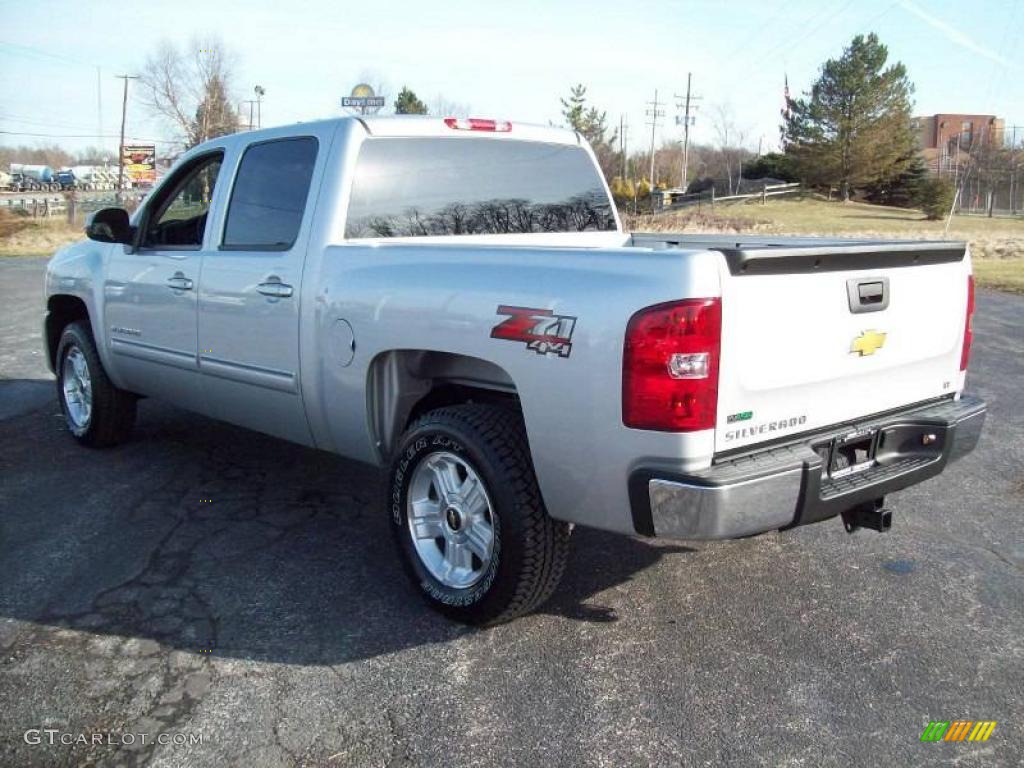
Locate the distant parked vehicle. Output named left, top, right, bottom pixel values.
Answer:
left=10, top=164, right=60, bottom=191
left=53, top=170, right=80, bottom=191
left=8, top=172, right=34, bottom=192
left=70, top=165, right=117, bottom=191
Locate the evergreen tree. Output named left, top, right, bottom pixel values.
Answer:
left=864, top=152, right=929, bottom=208
left=192, top=75, right=239, bottom=148
left=743, top=152, right=799, bottom=182
left=394, top=87, right=428, bottom=115
left=560, top=84, right=618, bottom=181
left=782, top=34, right=916, bottom=201
left=918, top=176, right=955, bottom=220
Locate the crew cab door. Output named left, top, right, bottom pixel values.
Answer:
left=104, top=151, right=224, bottom=413
left=197, top=136, right=321, bottom=445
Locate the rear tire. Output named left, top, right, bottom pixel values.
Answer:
left=389, top=404, right=570, bottom=625
left=56, top=321, right=136, bottom=447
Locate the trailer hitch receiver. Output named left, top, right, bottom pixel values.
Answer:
left=842, top=498, right=891, bottom=533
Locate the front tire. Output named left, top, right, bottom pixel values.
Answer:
left=389, top=405, right=570, bottom=625
left=56, top=321, right=136, bottom=447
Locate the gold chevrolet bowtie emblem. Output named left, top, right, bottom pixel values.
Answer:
left=850, top=330, right=887, bottom=356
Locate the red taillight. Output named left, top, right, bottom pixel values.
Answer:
left=443, top=117, right=512, bottom=132
left=960, top=274, right=975, bottom=371
left=623, top=298, right=722, bottom=432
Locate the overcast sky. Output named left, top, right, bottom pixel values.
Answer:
left=1, top=0, right=1022, bottom=159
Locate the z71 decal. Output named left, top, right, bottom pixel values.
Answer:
left=490, top=305, right=577, bottom=358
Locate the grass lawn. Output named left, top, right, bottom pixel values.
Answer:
left=0, top=211, right=82, bottom=257
left=4, top=197, right=1023, bottom=294
left=627, top=195, right=1024, bottom=293
left=972, top=259, right=1024, bottom=294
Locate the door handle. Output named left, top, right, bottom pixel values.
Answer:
left=167, top=273, right=193, bottom=291
left=257, top=280, right=293, bottom=298
left=858, top=282, right=884, bottom=304
left=846, top=277, right=889, bottom=313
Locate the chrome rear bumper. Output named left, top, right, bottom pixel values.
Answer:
left=636, top=396, right=986, bottom=540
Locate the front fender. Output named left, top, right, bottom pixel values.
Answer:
left=45, top=239, right=120, bottom=384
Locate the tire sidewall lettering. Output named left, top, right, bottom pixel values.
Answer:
left=391, top=437, right=428, bottom=524
left=390, top=426, right=500, bottom=608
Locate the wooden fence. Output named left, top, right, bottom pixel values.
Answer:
left=1, top=194, right=146, bottom=224
left=654, top=182, right=802, bottom=212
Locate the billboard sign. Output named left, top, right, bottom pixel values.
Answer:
left=122, top=144, right=156, bottom=186
left=342, top=83, right=385, bottom=112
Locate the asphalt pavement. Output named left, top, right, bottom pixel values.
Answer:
left=1, top=256, right=1021, bottom=767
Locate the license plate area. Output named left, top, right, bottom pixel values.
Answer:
left=817, top=429, right=880, bottom=479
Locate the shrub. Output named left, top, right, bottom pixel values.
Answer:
left=917, top=177, right=955, bottom=220
left=744, top=152, right=799, bottom=183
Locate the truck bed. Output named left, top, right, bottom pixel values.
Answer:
left=630, top=233, right=967, bottom=274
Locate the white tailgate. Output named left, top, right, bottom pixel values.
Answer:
left=716, top=258, right=970, bottom=452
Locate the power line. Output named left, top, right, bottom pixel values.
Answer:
left=0, top=129, right=177, bottom=143
left=0, top=41, right=119, bottom=155
left=726, top=1, right=845, bottom=73
left=0, top=113, right=109, bottom=133
left=757, top=0, right=857, bottom=66
left=983, top=0, right=1019, bottom=106
left=0, top=40, right=102, bottom=69
left=724, top=5, right=791, bottom=62
left=858, top=0, right=901, bottom=32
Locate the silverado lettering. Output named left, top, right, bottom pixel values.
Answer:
left=725, top=416, right=809, bottom=441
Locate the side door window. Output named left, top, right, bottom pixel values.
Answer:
left=142, top=154, right=223, bottom=249
left=221, top=137, right=318, bottom=250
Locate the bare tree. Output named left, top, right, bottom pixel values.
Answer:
left=711, top=103, right=749, bottom=195
left=0, top=144, right=73, bottom=168
left=430, top=94, right=471, bottom=117
left=140, top=37, right=240, bottom=149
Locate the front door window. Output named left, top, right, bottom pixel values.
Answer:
left=142, top=155, right=223, bottom=248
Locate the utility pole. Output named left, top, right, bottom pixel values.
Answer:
left=620, top=115, right=629, bottom=181
left=674, top=73, right=702, bottom=192
left=115, top=74, right=139, bottom=203
left=1011, top=125, right=1019, bottom=214
left=96, top=67, right=103, bottom=145
left=645, top=89, right=665, bottom=186
left=243, top=100, right=256, bottom=130
left=254, top=85, right=265, bottom=129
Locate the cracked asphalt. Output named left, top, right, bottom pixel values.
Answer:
left=1, top=255, right=1022, bottom=767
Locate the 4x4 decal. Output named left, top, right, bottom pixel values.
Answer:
left=490, top=305, right=576, bottom=358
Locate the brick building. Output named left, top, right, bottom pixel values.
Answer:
left=913, top=113, right=1005, bottom=172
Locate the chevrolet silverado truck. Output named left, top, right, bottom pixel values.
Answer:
left=43, top=115, right=986, bottom=624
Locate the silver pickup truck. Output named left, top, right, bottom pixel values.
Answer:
left=44, top=115, right=985, bottom=624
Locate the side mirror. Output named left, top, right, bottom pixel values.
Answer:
left=85, top=207, right=134, bottom=244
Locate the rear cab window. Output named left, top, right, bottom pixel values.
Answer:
left=345, top=138, right=616, bottom=238
left=221, top=137, right=318, bottom=250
